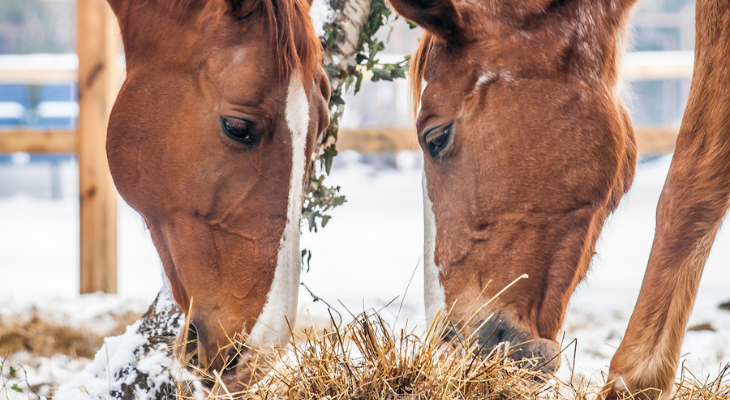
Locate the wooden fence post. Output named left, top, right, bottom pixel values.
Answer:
left=77, top=0, right=118, bottom=293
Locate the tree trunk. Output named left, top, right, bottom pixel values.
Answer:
left=322, top=0, right=373, bottom=91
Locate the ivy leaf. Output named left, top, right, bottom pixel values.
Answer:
left=333, top=196, right=346, bottom=207
left=372, top=67, right=393, bottom=82
left=407, top=20, right=418, bottom=29
left=330, top=94, right=346, bottom=106
left=11, top=384, right=23, bottom=393
left=354, top=71, right=364, bottom=94
left=9, top=366, right=17, bottom=377
left=391, top=64, right=407, bottom=79
left=324, top=64, right=340, bottom=79
left=323, top=145, right=338, bottom=175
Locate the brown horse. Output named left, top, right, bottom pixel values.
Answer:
left=390, top=0, right=637, bottom=373
left=104, top=0, right=329, bottom=389
left=389, top=0, right=729, bottom=398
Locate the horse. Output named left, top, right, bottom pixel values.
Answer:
left=104, top=0, right=329, bottom=390
left=387, top=0, right=729, bottom=398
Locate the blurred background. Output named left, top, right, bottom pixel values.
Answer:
left=0, top=0, right=729, bottom=396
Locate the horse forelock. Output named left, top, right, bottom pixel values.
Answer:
left=160, top=0, right=321, bottom=83
left=409, top=32, right=435, bottom=118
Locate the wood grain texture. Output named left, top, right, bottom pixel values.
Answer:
left=0, top=129, right=77, bottom=153
left=337, top=126, right=678, bottom=154
left=77, top=0, right=118, bottom=294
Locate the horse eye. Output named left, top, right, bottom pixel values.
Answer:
left=220, top=116, right=258, bottom=147
left=424, top=124, right=453, bottom=159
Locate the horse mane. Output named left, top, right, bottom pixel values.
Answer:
left=164, top=0, right=321, bottom=83
left=409, top=32, right=436, bottom=118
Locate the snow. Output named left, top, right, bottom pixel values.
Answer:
left=309, top=0, right=334, bottom=36
left=51, top=286, right=199, bottom=400
left=1, top=151, right=729, bottom=398
left=36, top=101, right=79, bottom=118
left=0, top=102, right=25, bottom=119
left=0, top=54, right=78, bottom=71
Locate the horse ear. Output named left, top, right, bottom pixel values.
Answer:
left=388, top=0, right=464, bottom=42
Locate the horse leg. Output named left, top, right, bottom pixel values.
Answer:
left=603, top=1, right=730, bottom=398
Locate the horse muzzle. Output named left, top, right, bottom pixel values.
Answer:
left=462, top=311, right=561, bottom=374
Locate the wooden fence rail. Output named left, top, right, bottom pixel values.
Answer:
left=0, top=0, right=119, bottom=294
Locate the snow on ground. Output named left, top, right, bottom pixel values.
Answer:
left=1, top=151, right=729, bottom=397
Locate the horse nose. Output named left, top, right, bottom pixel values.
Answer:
left=472, top=313, right=560, bottom=373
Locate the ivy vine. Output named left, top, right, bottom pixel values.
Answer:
left=301, top=0, right=412, bottom=233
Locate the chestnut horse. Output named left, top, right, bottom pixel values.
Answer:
left=104, top=0, right=329, bottom=389
left=388, top=0, right=729, bottom=398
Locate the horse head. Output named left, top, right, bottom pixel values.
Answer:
left=389, top=0, right=637, bottom=372
left=105, top=0, right=329, bottom=384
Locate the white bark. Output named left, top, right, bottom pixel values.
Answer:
left=322, top=0, right=374, bottom=91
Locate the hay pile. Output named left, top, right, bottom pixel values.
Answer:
left=196, top=310, right=550, bottom=400
left=188, top=309, right=730, bottom=400
left=0, top=311, right=139, bottom=359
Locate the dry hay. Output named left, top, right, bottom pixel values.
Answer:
left=187, top=309, right=549, bottom=400
left=0, top=310, right=141, bottom=358
left=186, top=308, right=730, bottom=400
left=179, top=308, right=730, bottom=400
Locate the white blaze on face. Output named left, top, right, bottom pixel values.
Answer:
left=423, top=171, right=446, bottom=324
left=248, top=71, right=309, bottom=350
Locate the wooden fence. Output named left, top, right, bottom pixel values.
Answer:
left=0, top=0, right=119, bottom=294
left=337, top=126, right=681, bottom=155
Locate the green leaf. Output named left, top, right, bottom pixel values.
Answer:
left=333, top=196, right=346, bottom=207
left=9, top=366, right=17, bottom=377
left=330, top=94, right=346, bottom=106
left=372, top=68, right=393, bottom=82
left=323, top=145, right=338, bottom=175
left=391, top=65, right=406, bottom=79
left=11, top=384, right=23, bottom=393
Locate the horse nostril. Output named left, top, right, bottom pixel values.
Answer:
left=223, top=346, right=241, bottom=374
left=183, top=323, right=199, bottom=367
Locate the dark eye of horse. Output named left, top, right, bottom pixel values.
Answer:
left=424, top=124, right=453, bottom=159
left=220, top=116, right=258, bottom=147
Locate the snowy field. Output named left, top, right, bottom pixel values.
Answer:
left=1, top=151, right=729, bottom=397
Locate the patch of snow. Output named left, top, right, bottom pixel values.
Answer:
left=36, top=101, right=78, bottom=118
left=54, top=319, right=146, bottom=400
left=0, top=102, right=25, bottom=118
